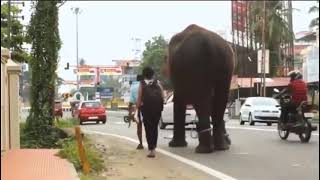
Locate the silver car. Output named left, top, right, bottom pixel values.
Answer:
left=160, top=93, right=229, bottom=129
left=239, top=97, right=281, bottom=126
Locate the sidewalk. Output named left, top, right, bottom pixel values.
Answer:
left=88, top=134, right=216, bottom=180
left=1, top=149, right=79, bottom=180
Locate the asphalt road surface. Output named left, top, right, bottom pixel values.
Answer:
left=76, top=110, right=319, bottom=180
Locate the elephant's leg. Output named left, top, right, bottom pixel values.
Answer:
left=169, top=95, right=187, bottom=147
left=210, top=95, right=231, bottom=145
left=193, top=99, right=213, bottom=153
left=211, top=84, right=231, bottom=151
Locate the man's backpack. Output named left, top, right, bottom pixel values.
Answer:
left=141, top=80, right=164, bottom=113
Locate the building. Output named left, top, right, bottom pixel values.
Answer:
left=293, top=28, right=319, bottom=84
left=112, top=59, right=141, bottom=102
left=294, top=30, right=318, bottom=72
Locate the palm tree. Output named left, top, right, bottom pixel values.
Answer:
left=309, top=0, right=319, bottom=29
left=249, top=1, right=294, bottom=76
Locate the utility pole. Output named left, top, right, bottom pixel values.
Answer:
left=7, top=1, right=25, bottom=49
left=131, top=37, right=141, bottom=60
left=72, top=7, right=82, bottom=91
left=261, top=1, right=267, bottom=97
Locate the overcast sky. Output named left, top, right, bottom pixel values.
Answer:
left=19, top=1, right=318, bottom=82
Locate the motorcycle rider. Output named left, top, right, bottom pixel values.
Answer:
left=277, top=70, right=308, bottom=127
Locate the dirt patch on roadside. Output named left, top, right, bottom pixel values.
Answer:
left=87, top=134, right=216, bottom=180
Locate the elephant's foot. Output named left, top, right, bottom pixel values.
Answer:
left=169, top=139, right=188, bottom=147
left=195, top=131, right=213, bottom=153
left=195, top=144, right=214, bottom=153
left=213, top=131, right=230, bottom=151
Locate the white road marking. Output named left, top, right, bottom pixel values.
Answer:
left=112, top=122, right=126, bottom=125
left=232, top=152, right=249, bottom=155
left=291, top=163, right=302, bottom=167
left=84, top=130, right=239, bottom=180
left=226, top=126, right=319, bottom=136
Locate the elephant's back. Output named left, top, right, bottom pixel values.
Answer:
left=169, top=27, right=234, bottom=100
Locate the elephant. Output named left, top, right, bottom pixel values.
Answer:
left=164, top=24, right=235, bottom=153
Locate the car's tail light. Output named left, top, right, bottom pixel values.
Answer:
left=186, top=104, right=194, bottom=110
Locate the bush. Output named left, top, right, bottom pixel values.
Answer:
left=58, top=136, right=104, bottom=173
left=20, top=123, right=68, bottom=148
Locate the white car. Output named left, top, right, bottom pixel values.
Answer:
left=160, top=93, right=229, bottom=129
left=239, top=97, right=281, bottom=126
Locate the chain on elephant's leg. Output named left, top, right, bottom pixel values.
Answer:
left=194, top=103, right=214, bottom=153
left=211, top=87, right=231, bottom=151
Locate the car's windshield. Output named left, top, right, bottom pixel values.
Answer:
left=82, top=102, right=101, bottom=108
left=252, top=98, right=277, bottom=106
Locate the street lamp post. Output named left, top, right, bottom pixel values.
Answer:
left=71, top=7, right=82, bottom=91
left=261, top=1, right=267, bottom=97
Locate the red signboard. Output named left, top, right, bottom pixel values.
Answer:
left=232, top=0, right=248, bottom=32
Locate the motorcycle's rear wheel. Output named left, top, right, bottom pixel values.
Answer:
left=298, top=120, right=312, bottom=143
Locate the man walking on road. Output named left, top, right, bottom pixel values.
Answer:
left=137, top=67, right=164, bottom=158
left=129, top=75, right=144, bottom=149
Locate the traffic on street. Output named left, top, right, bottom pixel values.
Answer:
left=79, top=110, right=319, bottom=180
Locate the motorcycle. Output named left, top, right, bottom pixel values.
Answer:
left=273, top=88, right=317, bottom=143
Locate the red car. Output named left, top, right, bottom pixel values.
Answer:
left=74, top=101, right=106, bottom=125
left=54, top=100, right=63, bottom=118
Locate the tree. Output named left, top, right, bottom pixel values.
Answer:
left=26, top=1, right=61, bottom=129
left=79, top=58, right=86, bottom=66
left=1, top=3, right=30, bottom=63
left=249, top=1, right=295, bottom=76
left=309, top=0, right=319, bottom=29
left=140, top=35, right=172, bottom=89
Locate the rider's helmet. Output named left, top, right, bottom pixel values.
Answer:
left=288, top=70, right=302, bottom=81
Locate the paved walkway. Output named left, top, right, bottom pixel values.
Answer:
left=1, top=149, right=78, bottom=180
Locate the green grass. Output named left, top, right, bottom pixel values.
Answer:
left=79, top=174, right=106, bottom=180
left=54, top=118, right=79, bottom=128
left=57, top=136, right=104, bottom=174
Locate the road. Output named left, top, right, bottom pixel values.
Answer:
left=74, top=110, right=319, bottom=180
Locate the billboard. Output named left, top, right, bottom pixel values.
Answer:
left=232, top=1, right=248, bottom=32
left=74, top=67, right=96, bottom=75
left=97, top=87, right=114, bottom=99
left=257, top=49, right=270, bottom=74
left=99, top=66, right=122, bottom=76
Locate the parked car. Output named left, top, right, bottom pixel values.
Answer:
left=160, top=94, right=229, bottom=129
left=74, top=100, right=107, bottom=125
left=70, top=100, right=81, bottom=118
left=54, top=100, right=63, bottom=118
left=239, top=97, right=281, bottom=126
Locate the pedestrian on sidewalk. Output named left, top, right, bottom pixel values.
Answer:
left=137, top=67, right=164, bottom=158
left=128, top=74, right=144, bottom=150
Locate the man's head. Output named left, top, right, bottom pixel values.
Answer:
left=136, top=74, right=143, bottom=81
left=142, top=67, right=154, bottom=80
left=288, top=70, right=302, bottom=82
left=129, top=80, right=133, bottom=86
